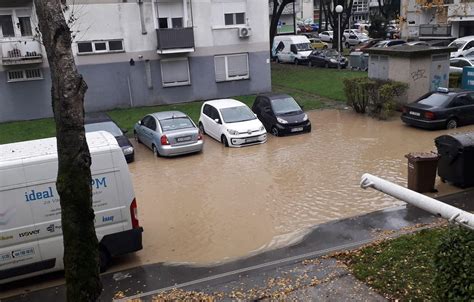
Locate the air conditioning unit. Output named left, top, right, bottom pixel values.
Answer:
left=238, top=26, right=252, bottom=38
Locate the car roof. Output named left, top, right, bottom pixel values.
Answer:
left=452, top=35, right=474, bottom=42
left=258, top=93, right=292, bottom=100
left=204, top=99, right=246, bottom=109
left=84, top=112, right=113, bottom=124
left=150, top=111, right=188, bottom=120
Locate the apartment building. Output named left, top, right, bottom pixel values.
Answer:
left=0, top=0, right=271, bottom=122
left=401, top=0, right=474, bottom=40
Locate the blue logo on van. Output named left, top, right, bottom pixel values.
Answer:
left=92, top=177, right=107, bottom=189
left=25, top=187, right=54, bottom=202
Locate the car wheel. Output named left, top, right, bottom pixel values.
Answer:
left=446, top=118, right=458, bottom=129
left=329, top=38, right=333, bottom=43
left=308, top=60, right=313, bottom=67
left=152, top=144, right=159, bottom=157
left=342, top=36, right=346, bottom=42
left=325, top=62, right=329, bottom=68
left=345, top=42, right=350, bottom=48
left=294, top=59, right=299, bottom=65
left=134, top=131, right=141, bottom=144
left=276, top=57, right=281, bottom=64
left=199, top=122, right=205, bottom=135
left=221, top=135, right=229, bottom=147
left=271, top=127, right=279, bottom=137
left=323, top=45, right=328, bottom=49
left=99, top=247, right=110, bottom=273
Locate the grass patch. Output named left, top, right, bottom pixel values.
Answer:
left=272, top=63, right=366, bottom=101
left=341, top=227, right=447, bottom=301
left=0, top=63, right=362, bottom=144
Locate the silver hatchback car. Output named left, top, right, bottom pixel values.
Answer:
left=133, top=111, right=203, bottom=157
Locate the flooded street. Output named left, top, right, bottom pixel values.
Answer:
left=129, top=109, right=472, bottom=265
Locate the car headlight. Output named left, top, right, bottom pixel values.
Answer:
left=330, top=59, right=338, bottom=63
left=227, top=129, right=239, bottom=135
left=277, top=117, right=288, bottom=124
left=259, top=126, right=265, bottom=131
left=303, top=114, right=308, bottom=121
left=122, top=146, right=134, bottom=155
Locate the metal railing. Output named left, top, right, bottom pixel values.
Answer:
left=1, top=39, right=43, bottom=65
left=156, top=27, right=195, bottom=51
left=419, top=24, right=451, bottom=37
left=360, top=173, right=474, bottom=230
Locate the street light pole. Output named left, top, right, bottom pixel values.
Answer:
left=335, top=5, right=343, bottom=70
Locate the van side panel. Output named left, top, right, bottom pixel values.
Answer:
left=0, top=160, right=44, bottom=279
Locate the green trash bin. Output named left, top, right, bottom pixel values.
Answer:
left=405, top=152, right=439, bottom=193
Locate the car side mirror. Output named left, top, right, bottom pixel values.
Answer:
left=214, top=118, right=221, bottom=124
left=300, top=104, right=305, bottom=110
left=138, top=120, right=142, bottom=125
left=122, top=128, right=128, bottom=134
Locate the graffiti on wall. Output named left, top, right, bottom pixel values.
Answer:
left=411, top=69, right=427, bottom=81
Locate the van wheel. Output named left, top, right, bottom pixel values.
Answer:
left=199, top=122, right=205, bottom=135
left=134, top=131, right=141, bottom=144
left=152, top=144, right=160, bottom=157
left=221, top=135, right=229, bottom=147
left=446, top=118, right=458, bottom=129
left=99, top=248, right=110, bottom=273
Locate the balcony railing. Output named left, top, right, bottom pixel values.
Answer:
left=419, top=24, right=451, bottom=37
left=156, top=27, right=195, bottom=53
left=1, top=39, right=43, bottom=65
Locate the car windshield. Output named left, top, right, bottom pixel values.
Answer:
left=449, top=40, right=467, bottom=50
left=418, top=93, right=451, bottom=107
left=220, top=106, right=256, bottom=123
left=324, top=49, right=339, bottom=58
left=271, top=97, right=302, bottom=115
left=295, top=43, right=312, bottom=51
left=159, top=117, right=194, bottom=132
left=85, top=121, right=122, bottom=136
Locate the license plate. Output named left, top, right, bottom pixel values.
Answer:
left=176, top=136, right=192, bottom=142
left=409, top=111, right=420, bottom=116
left=245, top=137, right=259, bottom=143
left=291, top=127, right=304, bottom=132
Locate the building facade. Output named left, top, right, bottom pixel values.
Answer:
left=401, top=0, right=474, bottom=40
left=0, top=0, right=271, bottom=122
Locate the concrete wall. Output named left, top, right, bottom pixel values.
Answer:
left=0, top=51, right=271, bottom=122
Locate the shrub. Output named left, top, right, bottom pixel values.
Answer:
left=344, top=77, right=407, bottom=120
left=449, top=73, right=462, bottom=88
left=433, top=226, right=474, bottom=301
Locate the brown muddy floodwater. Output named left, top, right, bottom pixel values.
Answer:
left=129, top=109, right=473, bottom=265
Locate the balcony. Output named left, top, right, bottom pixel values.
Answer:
left=156, top=27, right=195, bottom=54
left=1, top=39, right=43, bottom=65
left=419, top=24, right=452, bottom=38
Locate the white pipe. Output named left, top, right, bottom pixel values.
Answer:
left=360, top=173, right=474, bottom=230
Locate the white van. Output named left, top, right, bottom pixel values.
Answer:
left=272, top=35, right=313, bottom=64
left=0, top=131, right=143, bottom=284
left=449, top=35, right=474, bottom=58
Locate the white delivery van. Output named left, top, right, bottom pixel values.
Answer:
left=272, top=35, right=313, bottom=64
left=0, top=131, right=143, bottom=284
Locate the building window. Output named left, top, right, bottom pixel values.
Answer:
left=18, top=16, right=32, bottom=36
left=77, top=40, right=124, bottom=55
left=7, top=68, right=43, bottom=82
left=159, top=18, right=169, bottom=29
left=224, top=12, right=245, bottom=26
left=0, top=15, right=15, bottom=37
left=214, top=53, right=249, bottom=82
left=159, top=17, right=184, bottom=29
left=161, top=58, right=191, bottom=87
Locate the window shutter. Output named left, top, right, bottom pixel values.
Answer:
left=161, top=59, right=190, bottom=86
left=214, top=56, right=226, bottom=82
left=227, top=54, right=248, bottom=78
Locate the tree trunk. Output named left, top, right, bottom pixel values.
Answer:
left=269, top=0, right=295, bottom=53
left=34, top=1, right=102, bottom=301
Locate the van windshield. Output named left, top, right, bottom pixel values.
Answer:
left=295, top=43, right=312, bottom=51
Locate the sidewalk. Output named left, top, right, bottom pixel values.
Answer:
left=5, top=189, right=474, bottom=301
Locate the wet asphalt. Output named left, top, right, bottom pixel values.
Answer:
left=3, top=188, right=474, bottom=301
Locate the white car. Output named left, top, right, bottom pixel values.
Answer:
left=449, top=36, right=474, bottom=58
left=342, top=29, right=361, bottom=41
left=198, top=99, right=267, bottom=147
left=345, top=33, right=369, bottom=48
left=449, top=57, right=474, bottom=74
left=319, top=31, right=334, bottom=43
